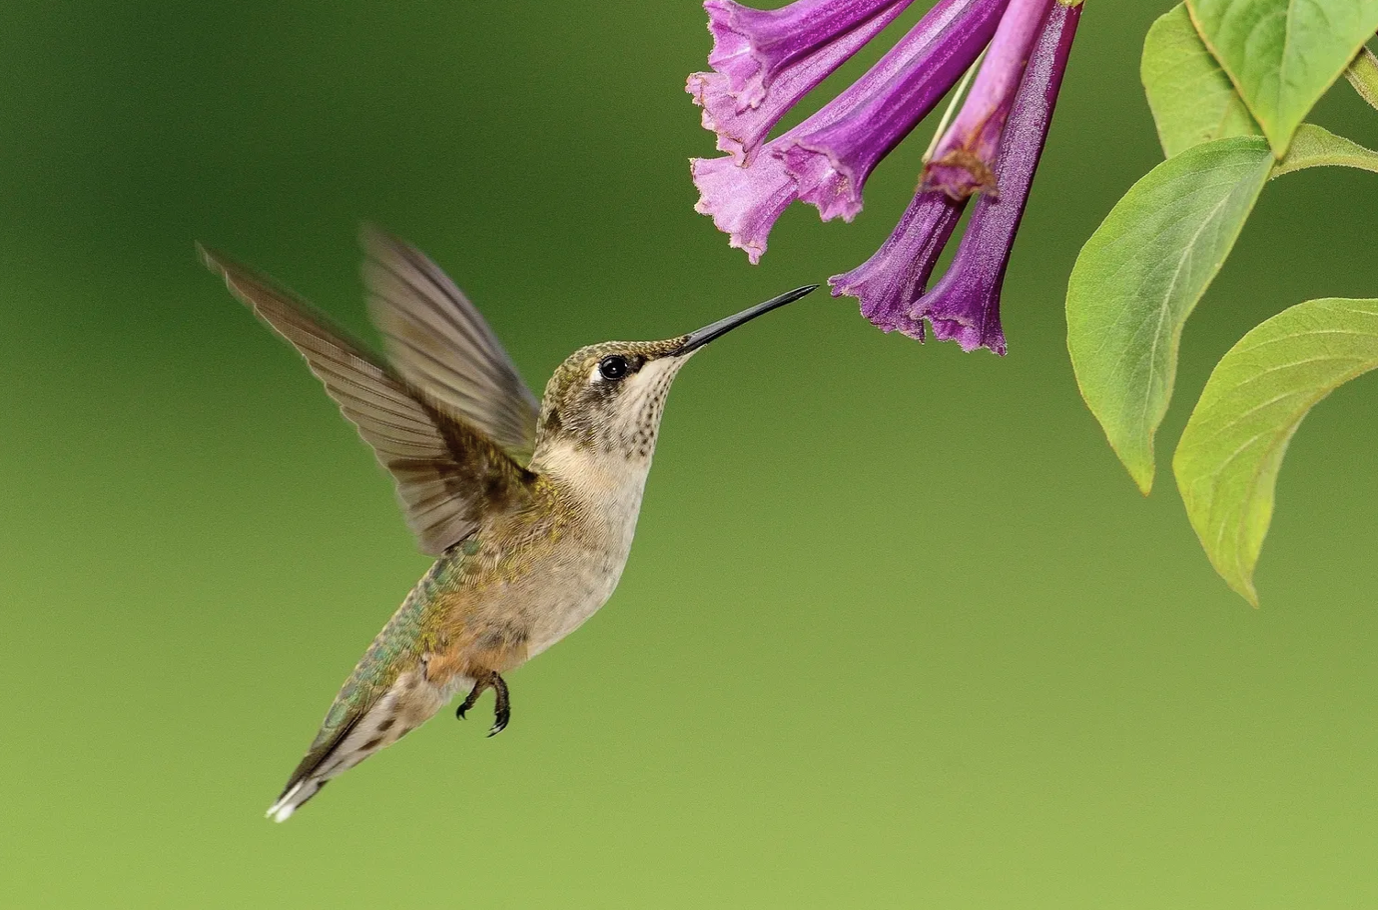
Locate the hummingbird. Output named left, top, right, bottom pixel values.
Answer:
left=198, top=228, right=816, bottom=822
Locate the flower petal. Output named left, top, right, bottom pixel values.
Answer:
left=691, top=152, right=798, bottom=264
left=829, top=190, right=968, bottom=338
left=777, top=0, right=1009, bottom=223
left=913, top=0, right=1081, bottom=353
left=691, top=0, right=1014, bottom=260
left=922, top=0, right=1054, bottom=200
left=689, top=0, right=915, bottom=165
left=704, top=0, right=908, bottom=109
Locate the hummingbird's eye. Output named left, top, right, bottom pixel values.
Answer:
left=598, top=355, right=630, bottom=381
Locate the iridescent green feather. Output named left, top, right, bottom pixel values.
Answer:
left=283, top=550, right=466, bottom=787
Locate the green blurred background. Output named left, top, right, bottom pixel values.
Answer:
left=3, top=2, right=1378, bottom=906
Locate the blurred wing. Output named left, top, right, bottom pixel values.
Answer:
left=200, top=246, right=534, bottom=556
left=360, top=227, right=540, bottom=464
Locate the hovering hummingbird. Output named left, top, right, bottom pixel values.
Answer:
left=198, top=228, right=816, bottom=822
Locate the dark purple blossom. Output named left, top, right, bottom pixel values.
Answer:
left=777, top=0, right=1004, bottom=222
left=692, top=0, right=1004, bottom=261
left=909, top=0, right=1080, bottom=353
left=688, top=0, right=1082, bottom=354
left=829, top=191, right=967, bottom=339
left=922, top=0, right=1053, bottom=199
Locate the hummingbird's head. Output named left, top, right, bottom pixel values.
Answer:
left=531, top=286, right=817, bottom=468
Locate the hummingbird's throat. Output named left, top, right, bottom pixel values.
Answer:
left=533, top=355, right=688, bottom=474
left=613, top=355, right=687, bottom=457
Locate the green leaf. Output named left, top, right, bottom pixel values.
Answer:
left=1186, top=0, right=1378, bottom=155
left=1344, top=46, right=1378, bottom=111
left=1271, top=122, right=1378, bottom=177
left=1142, top=3, right=1261, bottom=157
left=1067, top=137, right=1274, bottom=493
left=1173, top=298, right=1378, bottom=604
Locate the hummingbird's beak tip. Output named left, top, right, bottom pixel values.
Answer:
left=674, top=284, right=820, bottom=356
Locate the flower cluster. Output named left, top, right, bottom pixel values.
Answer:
left=688, top=0, right=1082, bottom=353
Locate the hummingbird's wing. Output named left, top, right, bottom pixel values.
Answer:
left=201, top=246, right=535, bottom=556
left=359, top=227, right=541, bottom=465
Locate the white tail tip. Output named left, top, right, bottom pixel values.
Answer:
left=266, top=781, right=309, bottom=823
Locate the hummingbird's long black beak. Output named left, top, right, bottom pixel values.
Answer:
left=673, top=285, right=819, bottom=356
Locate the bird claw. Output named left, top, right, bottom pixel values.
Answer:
left=488, top=700, right=511, bottom=737
left=488, top=673, right=511, bottom=737
left=455, top=685, right=481, bottom=721
left=455, top=670, right=510, bottom=736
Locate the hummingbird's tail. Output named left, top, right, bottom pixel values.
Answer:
left=266, top=666, right=457, bottom=822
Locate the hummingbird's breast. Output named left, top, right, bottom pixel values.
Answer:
left=447, top=440, right=652, bottom=665
left=523, top=451, right=650, bottom=659
left=395, top=428, right=665, bottom=687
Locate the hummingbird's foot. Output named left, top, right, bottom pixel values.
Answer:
left=455, top=671, right=511, bottom=737
left=488, top=674, right=510, bottom=737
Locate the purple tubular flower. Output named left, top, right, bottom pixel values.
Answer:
left=702, top=0, right=908, bottom=110
left=689, top=0, right=915, bottom=165
left=914, top=0, right=1081, bottom=353
left=828, top=191, right=968, bottom=338
left=778, top=0, right=1007, bottom=222
left=691, top=151, right=798, bottom=264
left=923, top=0, right=1054, bottom=199
left=692, top=0, right=1007, bottom=260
